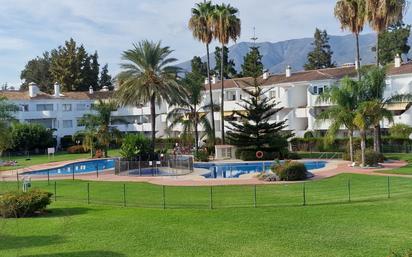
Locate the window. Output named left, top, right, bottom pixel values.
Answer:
left=318, top=87, right=324, bottom=94
left=269, top=90, right=277, bottom=98
left=76, top=118, right=84, bottom=127
left=225, top=91, right=236, bottom=101
left=62, top=104, right=72, bottom=112
left=36, top=104, right=53, bottom=111
left=313, top=86, right=318, bottom=94
left=19, top=104, right=29, bottom=112
left=76, top=104, right=87, bottom=111
left=62, top=120, right=73, bottom=128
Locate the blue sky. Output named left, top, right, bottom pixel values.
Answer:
left=1, top=0, right=411, bottom=88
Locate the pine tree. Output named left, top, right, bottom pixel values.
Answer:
left=241, top=46, right=264, bottom=78
left=20, top=52, right=53, bottom=93
left=190, top=56, right=207, bottom=78
left=378, top=22, right=411, bottom=65
left=99, top=64, right=113, bottom=90
left=226, top=78, right=292, bottom=157
left=213, top=46, right=237, bottom=79
left=304, top=28, right=336, bottom=70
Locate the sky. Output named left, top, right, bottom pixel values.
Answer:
left=0, top=0, right=411, bottom=88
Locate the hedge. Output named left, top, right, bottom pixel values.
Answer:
left=0, top=190, right=53, bottom=218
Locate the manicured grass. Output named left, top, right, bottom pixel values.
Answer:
left=1, top=174, right=412, bottom=256
left=0, top=149, right=121, bottom=172
left=377, top=153, right=412, bottom=175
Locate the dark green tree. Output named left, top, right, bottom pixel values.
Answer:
left=20, top=52, right=54, bottom=93
left=304, top=28, right=336, bottom=70
left=226, top=79, right=292, bottom=158
left=99, top=64, right=113, bottom=90
left=241, top=46, right=264, bottom=78
left=378, top=22, right=411, bottom=65
left=213, top=46, right=237, bottom=79
left=190, top=56, right=207, bottom=78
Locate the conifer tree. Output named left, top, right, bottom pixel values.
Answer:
left=304, top=28, right=336, bottom=70
left=241, top=46, right=264, bottom=78
left=213, top=46, right=237, bottom=79
left=99, top=64, right=113, bottom=90
left=378, top=22, right=411, bottom=65
left=190, top=56, right=208, bottom=78
left=226, top=78, right=292, bottom=158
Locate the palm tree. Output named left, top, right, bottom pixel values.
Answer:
left=317, top=77, right=362, bottom=162
left=361, top=66, right=412, bottom=153
left=167, top=74, right=217, bottom=155
left=334, top=0, right=366, bottom=80
left=75, top=99, right=122, bottom=158
left=366, top=0, right=407, bottom=65
left=211, top=3, right=241, bottom=144
left=116, top=40, right=182, bottom=152
left=188, top=1, right=216, bottom=147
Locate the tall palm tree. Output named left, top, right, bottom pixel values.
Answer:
left=116, top=40, right=182, bottom=152
left=334, top=0, right=366, bottom=80
left=361, top=66, right=412, bottom=152
left=211, top=3, right=241, bottom=144
left=76, top=99, right=123, bottom=158
left=317, top=77, right=362, bottom=162
left=167, top=74, right=217, bottom=155
left=366, top=0, right=407, bottom=65
left=188, top=1, right=216, bottom=147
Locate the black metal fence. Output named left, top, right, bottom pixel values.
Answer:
left=114, top=155, right=194, bottom=176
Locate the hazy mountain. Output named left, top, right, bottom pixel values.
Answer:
left=178, top=33, right=412, bottom=74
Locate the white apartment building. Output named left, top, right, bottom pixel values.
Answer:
left=1, top=57, right=412, bottom=147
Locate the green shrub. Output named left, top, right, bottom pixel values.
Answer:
left=66, top=145, right=87, bottom=154
left=389, top=123, right=412, bottom=138
left=354, top=149, right=385, bottom=166
left=120, top=134, right=151, bottom=159
left=286, top=152, right=301, bottom=160
left=273, top=161, right=308, bottom=181
left=0, top=190, right=53, bottom=218
left=60, top=135, right=75, bottom=150
left=10, top=123, right=54, bottom=152
left=194, top=149, right=209, bottom=162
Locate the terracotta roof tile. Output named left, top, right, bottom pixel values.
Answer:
left=387, top=62, right=412, bottom=76
left=0, top=90, right=114, bottom=101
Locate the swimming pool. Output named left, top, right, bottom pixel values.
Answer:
left=23, top=159, right=115, bottom=176
left=194, top=161, right=326, bottom=179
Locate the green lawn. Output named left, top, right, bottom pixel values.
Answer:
left=1, top=174, right=412, bottom=256
left=0, top=149, right=121, bottom=172
left=377, top=153, right=412, bottom=175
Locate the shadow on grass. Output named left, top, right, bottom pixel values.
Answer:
left=43, top=207, right=97, bottom=218
left=0, top=235, right=63, bottom=250
left=20, top=251, right=126, bottom=257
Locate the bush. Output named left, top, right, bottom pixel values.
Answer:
left=194, top=149, right=209, bottom=162
left=60, top=135, right=75, bottom=150
left=389, top=123, right=412, bottom=138
left=10, top=123, right=54, bottom=152
left=120, top=134, right=151, bottom=159
left=273, top=161, right=308, bottom=181
left=286, top=152, right=301, bottom=160
left=354, top=149, right=385, bottom=167
left=66, top=145, right=87, bottom=154
left=0, top=190, right=53, bottom=218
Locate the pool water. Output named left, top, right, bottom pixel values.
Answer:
left=23, top=159, right=115, bottom=176
left=194, top=161, right=326, bottom=179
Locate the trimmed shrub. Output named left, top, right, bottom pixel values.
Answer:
left=66, top=145, right=87, bottom=154
left=10, top=123, right=54, bottom=152
left=354, top=149, right=385, bottom=167
left=120, top=134, right=151, bottom=160
left=286, top=152, right=301, bottom=160
left=194, top=149, right=209, bottom=162
left=273, top=161, right=308, bottom=181
left=0, top=190, right=53, bottom=218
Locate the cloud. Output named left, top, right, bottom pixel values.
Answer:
left=0, top=0, right=410, bottom=87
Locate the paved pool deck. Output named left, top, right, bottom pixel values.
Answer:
left=0, top=158, right=410, bottom=186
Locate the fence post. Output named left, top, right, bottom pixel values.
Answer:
left=387, top=176, right=391, bottom=199
left=72, top=165, right=75, bottom=181
left=47, top=170, right=50, bottom=185
left=347, top=179, right=351, bottom=203
left=302, top=183, right=306, bottom=206
left=54, top=181, right=57, bottom=201
left=162, top=185, right=166, bottom=209
left=87, top=183, right=90, bottom=204
left=210, top=186, right=213, bottom=210
left=253, top=185, right=257, bottom=208
left=96, top=164, right=99, bottom=178
left=123, top=184, right=126, bottom=207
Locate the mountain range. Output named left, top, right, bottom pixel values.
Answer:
left=178, top=33, right=412, bottom=74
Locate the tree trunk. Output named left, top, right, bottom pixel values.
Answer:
left=360, top=130, right=366, bottom=167
left=206, top=43, right=216, bottom=147
left=376, top=33, right=380, bottom=66
left=373, top=124, right=382, bottom=153
left=220, top=43, right=225, bottom=145
left=194, top=111, right=199, bottom=156
left=150, top=94, right=156, bottom=153
left=349, top=129, right=354, bottom=163
left=355, top=33, right=361, bottom=81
